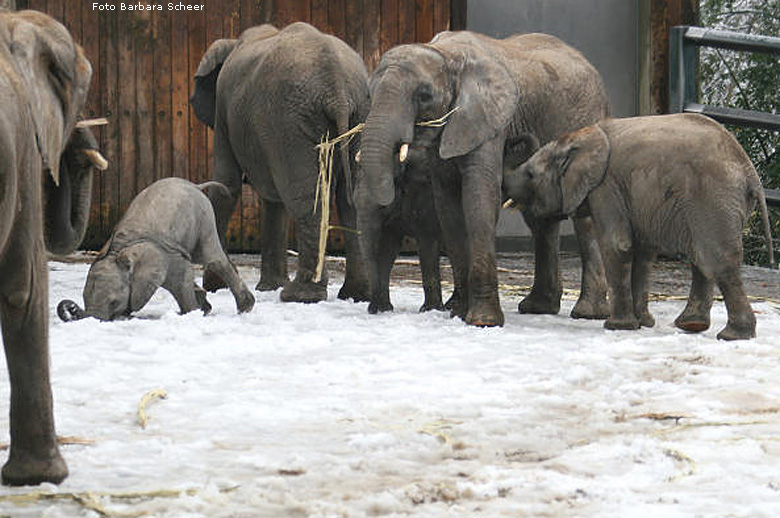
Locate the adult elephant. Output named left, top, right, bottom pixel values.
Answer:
left=357, top=31, right=610, bottom=326
left=0, top=11, right=102, bottom=485
left=191, top=22, right=369, bottom=303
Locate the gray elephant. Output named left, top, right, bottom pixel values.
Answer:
left=0, top=11, right=101, bottom=485
left=190, top=22, right=369, bottom=304
left=58, top=178, right=255, bottom=322
left=357, top=30, right=609, bottom=327
left=503, top=113, right=774, bottom=340
left=361, top=144, right=449, bottom=313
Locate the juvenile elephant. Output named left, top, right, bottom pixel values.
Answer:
left=0, top=11, right=99, bottom=485
left=357, top=30, right=610, bottom=327
left=362, top=144, right=449, bottom=313
left=58, top=178, right=255, bottom=322
left=503, top=113, right=774, bottom=340
left=190, top=22, right=369, bottom=304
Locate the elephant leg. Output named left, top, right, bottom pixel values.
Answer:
left=519, top=216, right=562, bottom=315
left=674, top=265, right=714, bottom=333
left=203, top=122, right=243, bottom=293
left=1, top=251, right=67, bottom=486
left=570, top=214, right=609, bottom=319
left=459, top=141, right=504, bottom=327
left=199, top=239, right=255, bottom=314
left=714, top=266, right=755, bottom=340
left=418, top=237, right=444, bottom=312
left=163, top=261, right=205, bottom=315
left=335, top=174, right=369, bottom=302
left=601, top=246, right=639, bottom=331
left=257, top=199, right=289, bottom=291
left=431, top=164, right=469, bottom=320
left=631, top=252, right=655, bottom=328
left=281, top=210, right=328, bottom=303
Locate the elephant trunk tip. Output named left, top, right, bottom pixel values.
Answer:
left=57, top=299, right=87, bottom=322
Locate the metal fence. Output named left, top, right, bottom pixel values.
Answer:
left=669, top=25, right=780, bottom=206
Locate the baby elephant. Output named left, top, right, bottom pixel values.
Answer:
left=58, top=177, right=255, bottom=321
left=503, top=113, right=774, bottom=340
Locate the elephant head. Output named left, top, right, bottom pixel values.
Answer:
left=65, top=241, right=167, bottom=321
left=189, top=24, right=279, bottom=128
left=44, top=126, right=107, bottom=256
left=503, top=125, right=610, bottom=218
left=358, top=35, right=519, bottom=207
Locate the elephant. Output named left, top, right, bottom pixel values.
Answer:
left=360, top=144, right=449, bottom=313
left=503, top=113, right=774, bottom=340
left=58, top=178, right=255, bottom=322
left=0, top=11, right=99, bottom=485
left=190, top=22, right=369, bottom=304
left=356, top=30, right=610, bottom=327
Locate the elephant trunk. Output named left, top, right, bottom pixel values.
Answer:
left=45, top=128, right=104, bottom=255
left=359, top=88, right=416, bottom=208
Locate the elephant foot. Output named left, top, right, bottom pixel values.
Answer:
left=674, top=312, right=711, bottom=333
left=235, top=289, right=256, bottom=313
left=280, top=279, right=327, bottom=303
left=445, top=289, right=465, bottom=318
left=195, top=290, right=212, bottom=316
left=518, top=290, right=561, bottom=315
left=419, top=300, right=446, bottom=313
left=203, top=268, right=227, bottom=292
left=2, top=451, right=68, bottom=486
left=570, top=296, right=609, bottom=320
left=604, top=315, right=640, bottom=331
left=465, top=302, right=504, bottom=327
left=337, top=279, right=370, bottom=302
left=368, top=300, right=393, bottom=314
left=716, top=322, right=756, bottom=341
left=637, top=311, right=655, bottom=328
left=256, top=276, right=287, bottom=292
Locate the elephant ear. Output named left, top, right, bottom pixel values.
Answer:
left=9, top=11, right=92, bottom=185
left=190, top=38, right=239, bottom=129
left=438, top=37, right=519, bottom=160
left=557, top=125, right=610, bottom=215
left=117, top=242, right=168, bottom=313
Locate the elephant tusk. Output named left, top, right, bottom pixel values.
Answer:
left=84, top=149, right=109, bottom=171
left=355, top=149, right=361, bottom=163
left=502, top=198, right=516, bottom=210
left=399, top=143, right=409, bottom=163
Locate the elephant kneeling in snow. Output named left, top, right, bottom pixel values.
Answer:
left=59, top=178, right=255, bottom=321
left=503, top=113, right=774, bottom=340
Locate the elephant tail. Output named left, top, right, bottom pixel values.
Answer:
left=197, top=180, right=231, bottom=200
left=756, top=185, right=775, bottom=268
left=326, top=97, right=356, bottom=207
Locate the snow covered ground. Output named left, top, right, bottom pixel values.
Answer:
left=1, top=259, right=780, bottom=517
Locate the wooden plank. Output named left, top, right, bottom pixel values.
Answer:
left=433, top=0, right=449, bottom=33
left=171, top=10, right=189, bottom=179
left=311, top=0, right=328, bottom=32
left=363, top=0, right=381, bottom=70
left=224, top=0, right=242, bottom=37
left=380, top=0, right=399, bottom=55
left=135, top=9, right=155, bottom=191
left=81, top=0, right=103, bottom=248
left=63, top=0, right=82, bottom=42
left=398, top=0, right=415, bottom=44
left=450, top=0, right=467, bottom=30
left=329, top=0, right=347, bottom=40
left=345, top=0, right=364, bottom=58
left=117, top=9, right=137, bottom=214
left=188, top=8, right=208, bottom=184
left=416, top=0, right=434, bottom=43
left=205, top=2, right=224, bottom=181
left=153, top=9, right=173, bottom=183
left=99, top=9, right=120, bottom=246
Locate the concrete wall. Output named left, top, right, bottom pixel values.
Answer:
left=467, top=0, right=639, bottom=247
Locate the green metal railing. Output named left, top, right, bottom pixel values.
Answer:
left=669, top=26, right=780, bottom=206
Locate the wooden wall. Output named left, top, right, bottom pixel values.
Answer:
left=17, top=0, right=466, bottom=251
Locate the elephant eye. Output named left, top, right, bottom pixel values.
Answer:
left=525, top=167, right=535, bottom=180
left=415, top=84, right=434, bottom=105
